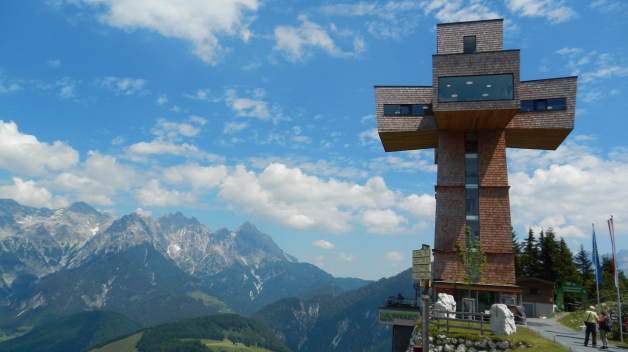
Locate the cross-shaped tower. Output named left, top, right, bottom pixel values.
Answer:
left=374, top=19, right=577, bottom=310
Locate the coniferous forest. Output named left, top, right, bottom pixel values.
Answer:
left=513, top=227, right=628, bottom=306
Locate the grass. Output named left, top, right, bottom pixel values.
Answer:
left=89, top=332, right=143, bottom=352
left=179, top=338, right=276, bottom=352
left=187, top=291, right=233, bottom=313
left=425, top=320, right=568, bottom=352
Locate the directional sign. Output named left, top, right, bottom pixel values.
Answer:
left=413, top=264, right=431, bottom=273
left=413, top=249, right=430, bottom=258
left=412, top=272, right=431, bottom=280
left=412, top=257, right=430, bottom=265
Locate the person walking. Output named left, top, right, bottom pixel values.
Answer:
left=597, top=311, right=609, bottom=349
left=584, top=306, right=598, bottom=347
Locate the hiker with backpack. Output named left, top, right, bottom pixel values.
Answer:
left=597, top=310, right=611, bottom=350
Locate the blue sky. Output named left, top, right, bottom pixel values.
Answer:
left=0, top=0, right=627, bottom=280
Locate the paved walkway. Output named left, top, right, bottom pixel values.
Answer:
left=525, top=313, right=624, bottom=352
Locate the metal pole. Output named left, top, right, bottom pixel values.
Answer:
left=422, top=244, right=430, bottom=352
left=594, top=223, right=601, bottom=315
left=611, top=215, right=624, bottom=343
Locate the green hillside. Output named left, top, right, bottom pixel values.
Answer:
left=0, top=311, right=142, bottom=352
left=252, top=267, right=415, bottom=352
left=91, top=314, right=291, bottom=352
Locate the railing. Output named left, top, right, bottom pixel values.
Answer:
left=429, top=309, right=493, bottom=335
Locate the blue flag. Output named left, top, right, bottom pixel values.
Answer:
left=592, top=227, right=603, bottom=285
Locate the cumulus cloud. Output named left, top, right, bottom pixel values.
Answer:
left=216, top=163, right=427, bottom=233
left=505, top=0, right=576, bottom=22
left=225, top=89, right=271, bottom=119
left=0, top=178, right=69, bottom=209
left=312, top=240, right=335, bottom=249
left=162, top=163, right=228, bottom=190
left=508, top=142, right=628, bottom=238
left=97, top=77, right=147, bottom=95
left=0, top=120, right=79, bottom=175
left=359, top=128, right=379, bottom=146
left=152, top=118, right=202, bottom=137
left=360, top=208, right=408, bottom=234
left=383, top=252, right=404, bottom=261
left=73, top=0, right=260, bottom=64
left=133, top=208, right=152, bottom=217
left=135, top=179, right=198, bottom=207
left=224, top=121, right=249, bottom=134
left=157, top=94, right=168, bottom=105
left=126, top=138, right=207, bottom=161
left=369, top=150, right=437, bottom=173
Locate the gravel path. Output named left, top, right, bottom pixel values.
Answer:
left=525, top=313, right=624, bottom=352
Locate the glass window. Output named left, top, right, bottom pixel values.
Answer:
left=547, top=98, right=566, bottom=110
left=465, top=154, right=478, bottom=184
left=519, top=98, right=567, bottom=112
left=383, top=104, right=433, bottom=116
left=465, top=187, right=479, bottom=217
left=519, top=101, right=534, bottom=112
left=439, top=74, right=514, bottom=102
left=463, top=36, right=476, bottom=54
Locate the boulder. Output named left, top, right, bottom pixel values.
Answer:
left=434, top=293, right=457, bottom=318
left=455, top=345, right=466, bottom=352
left=490, top=304, right=516, bottom=335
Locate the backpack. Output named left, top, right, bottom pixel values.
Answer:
left=604, top=317, right=612, bottom=332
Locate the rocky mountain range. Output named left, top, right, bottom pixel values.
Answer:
left=0, top=199, right=370, bottom=329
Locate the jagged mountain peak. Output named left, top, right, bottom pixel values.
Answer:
left=157, top=211, right=203, bottom=231
left=0, top=199, right=20, bottom=207
left=64, top=202, right=101, bottom=216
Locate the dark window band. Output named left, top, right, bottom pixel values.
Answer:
left=519, top=98, right=566, bottom=112
left=383, top=104, right=433, bottom=116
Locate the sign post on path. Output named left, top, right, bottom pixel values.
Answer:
left=413, top=245, right=431, bottom=352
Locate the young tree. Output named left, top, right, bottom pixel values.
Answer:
left=522, top=227, right=542, bottom=278
left=454, top=226, right=488, bottom=297
left=513, top=228, right=524, bottom=278
left=574, top=244, right=594, bottom=295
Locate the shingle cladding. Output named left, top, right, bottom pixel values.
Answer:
left=432, top=50, right=520, bottom=114
left=505, top=77, right=577, bottom=149
left=437, top=19, right=503, bottom=55
left=375, top=86, right=439, bottom=151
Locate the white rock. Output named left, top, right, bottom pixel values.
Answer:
left=437, top=339, right=443, bottom=345
left=489, top=304, right=516, bottom=336
left=444, top=344, right=454, bottom=352
left=455, top=345, right=466, bottom=352
left=438, top=334, right=447, bottom=339
left=452, top=338, right=458, bottom=344
left=469, top=347, right=477, bottom=352
left=497, top=341, right=509, bottom=349
left=434, top=293, right=457, bottom=318
left=488, top=341, right=496, bottom=349
left=475, top=340, right=487, bottom=348
left=435, top=346, right=443, bottom=352
left=466, top=340, right=474, bottom=347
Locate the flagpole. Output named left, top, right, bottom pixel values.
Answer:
left=610, top=215, right=624, bottom=343
left=593, top=223, right=601, bottom=315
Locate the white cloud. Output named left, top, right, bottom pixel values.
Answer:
left=162, top=163, right=228, bottom=190
left=225, top=89, right=270, bottom=119
left=360, top=209, right=408, bottom=234
left=359, top=128, right=379, bottom=146
left=57, top=78, right=77, bottom=98
left=73, top=0, right=260, bottom=65
left=46, top=60, right=61, bottom=68
left=169, top=105, right=181, bottom=112
left=508, top=143, right=628, bottom=237
left=126, top=138, right=207, bottom=161
left=338, top=252, right=356, bottom=262
left=505, top=0, right=576, bottom=23
left=0, top=178, right=69, bottom=209
left=157, top=94, right=168, bottom=105
left=152, top=118, right=201, bottom=137
left=111, top=136, right=125, bottom=145
left=312, top=240, right=335, bottom=249
left=217, top=163, right=411, bottom=233
left=582, top=91, right=602, bottom=103
left=135, top=179, right=197, bottom=207
left=421, top=0, right=500, bottom=23
left=383, top=252, right=404, bottom=261
left=274, top=15, right=345, bottom=61
left=224, top=121, right=249, bottom=134
left=361, top=114, right=375, bottom=122
left=369, top=150, right=437, bottom=173
left=97, top=77, right=148, bottom=95
left=0, top=120, right=79, bottom=175
left=133, top=208, right=152, bottom=217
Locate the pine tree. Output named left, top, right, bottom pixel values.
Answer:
left=574, top=243, right=595, bottom=296
left=522, top=227, right=542, bottom=278
left=512, top=228, right=524, bottom=278
left=556, top=237, right=579, bottom=286
left=539, top=227, right=560, bottom=282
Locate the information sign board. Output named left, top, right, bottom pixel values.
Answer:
left=412, top=257, right=430, bottom=265
left=412, top=272, right=431, bottom=280
left=412, top=249, right=430, bottom=258
left=412, top=264, right=430, bottom=273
